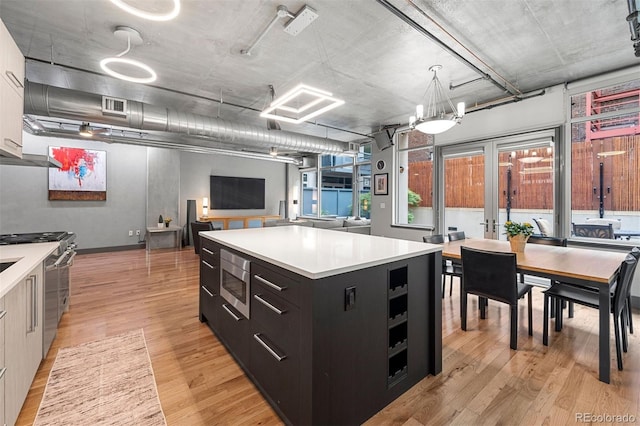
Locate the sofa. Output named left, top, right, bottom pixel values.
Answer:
left=264, top=217, right=371, bottom=234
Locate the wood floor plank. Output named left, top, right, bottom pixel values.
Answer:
left=15, top=249, right=640, bottom=425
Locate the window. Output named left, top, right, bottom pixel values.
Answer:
left=569, top=78, right=640, bottom=242
left=300, top=143, right=371, bottom=218
left=395, top=131, right=433, bottom=226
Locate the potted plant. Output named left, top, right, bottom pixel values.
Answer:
left=157, top=215, right=164, bottom=229
left=164, top=217, right=172, bottom=228
left=504, top=220, right=534, bottom=252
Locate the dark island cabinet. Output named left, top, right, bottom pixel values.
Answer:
left=199, top=239, right=221, bottom=329
left=250, top=263, right=302, bottom=424
left=199, top=236, right=442, bottom=426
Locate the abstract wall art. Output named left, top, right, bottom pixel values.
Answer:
left=48, top=146, right=107, bottom=200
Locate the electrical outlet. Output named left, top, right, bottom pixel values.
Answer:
left=136, top=230, right=141, bottom=236
left=128, top=230, right=133, bottom=236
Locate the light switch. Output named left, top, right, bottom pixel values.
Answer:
left=380, top=202, right=386, bottom=209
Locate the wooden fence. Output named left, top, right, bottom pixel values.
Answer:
left=408, top=135, right=639, bottom=210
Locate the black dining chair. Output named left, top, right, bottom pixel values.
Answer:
left=543, top=253, right=638, bottom=370
left=423, top=234, right=462, bottom=298
left=524, top=235, right=574, bottom=319
left=190, top=221, right=218, bottom=254
left=460, top=246, right=533, bottom=350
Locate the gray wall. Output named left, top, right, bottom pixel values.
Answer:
left=178, top=151, right=287, bottom=230
left=147, top=148, right=180, bottom=227
left=0, top=133, right=147, bottom=250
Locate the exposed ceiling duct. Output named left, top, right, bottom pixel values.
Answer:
left=23, top=82, right=351, bottom=156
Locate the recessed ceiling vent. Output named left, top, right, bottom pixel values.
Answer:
left=102, top=96, right=127, bottom=116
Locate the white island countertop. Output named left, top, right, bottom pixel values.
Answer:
left=201, top=226, right=441, bottom=279
left=0, top=242, right=59, bottom=298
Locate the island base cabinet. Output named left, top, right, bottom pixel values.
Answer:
left=250, top=334, right=300, bottom=425
left=217, top=303, right=249, bottom=367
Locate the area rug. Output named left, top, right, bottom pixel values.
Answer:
left=34, top=329, right=166, bottom=426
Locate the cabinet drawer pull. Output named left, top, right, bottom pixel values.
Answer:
left=4, top=137, right=20, bottom=147
left=0, top=367, right=5, bottom=380
left=201, top=286, right=215, bottom=297
left=253, top=333, right=286, bottom=361
left=6, top=70, right=24, bottom=88
left=254, top=275, right=287, bottom=292
left=253, top=294, right=285, bottom=315
left=0, top=310, right=6, bottom=320
left=202, top=260, right=216, bottom=270
left=222, top=304, right=242, bottom=321
left=202, top=247, right=214, bottom=255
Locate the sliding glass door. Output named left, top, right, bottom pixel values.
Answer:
left=438, top=130, right=558, bottom=240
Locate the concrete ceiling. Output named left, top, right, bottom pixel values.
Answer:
left=1, top=0, right=637, bottom=157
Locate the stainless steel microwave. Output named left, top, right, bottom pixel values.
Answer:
left=220, top=249, right=251, bottom=319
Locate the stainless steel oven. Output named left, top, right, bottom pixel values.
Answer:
left=219, top=249, right=251, bottom=319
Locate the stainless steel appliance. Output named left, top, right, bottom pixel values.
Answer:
left=220, top=249, right=251, bottom=319
left=0, top=231, right=76, bottom=357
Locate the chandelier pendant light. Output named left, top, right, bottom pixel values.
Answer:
left=409, top=65, right=465, bottom=135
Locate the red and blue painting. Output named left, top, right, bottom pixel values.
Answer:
left=48, top=146, right=107, bottom=200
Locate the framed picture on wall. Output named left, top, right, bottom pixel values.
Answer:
left=373, top=173, right=388, bottom=195
left=48, top=146, right=107, bottom=200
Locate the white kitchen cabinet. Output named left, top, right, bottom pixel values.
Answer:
left=0, top=296, right=6, bottom=426
left=0, top=18, right=25, bottom=159
left=4, top=263, right=43, bottom=426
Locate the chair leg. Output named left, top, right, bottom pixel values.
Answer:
left=527, top=289, right=533, bottom=336
left=461, top=291, right=468, bottom=331
left=555, top=298, right=563, bottom=332
left=480, top=297, right=487, bottom=319
left=441, top=276, right=445, bottom=299
left=543, top=294, right=549, bottom=346
left=621, top=311, right=629, bottom=353
left=568, top=301, right=574, bottom=318
left=614, top=313, right=623, bottom=371
left=510, top=304, right=517, bottom=350
left=450, top=275, right=454, bottom=296
left=627, top=294, right=634, bottom=334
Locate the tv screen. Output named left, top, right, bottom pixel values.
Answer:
left=210, top=175, right=265, bottom=209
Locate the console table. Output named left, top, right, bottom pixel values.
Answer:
left=198, top=215, right=281, bottom=230
left=146, top=225, right=182, bottom=250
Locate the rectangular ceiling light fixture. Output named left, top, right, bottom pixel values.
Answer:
left=283, top=5, right=319, bottom=36
left=260, top=84, right=345, bottom=124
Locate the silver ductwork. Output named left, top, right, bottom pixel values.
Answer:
left=24, top=82, right=349, bottom=155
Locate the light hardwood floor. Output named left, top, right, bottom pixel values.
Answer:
left=17, top=248, right=640, bottom=425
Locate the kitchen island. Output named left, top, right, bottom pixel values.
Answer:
left=199, top=226, right=442, bottom=425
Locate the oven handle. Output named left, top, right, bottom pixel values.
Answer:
left=53, top=254, right=67, bottom=268
left=65, top=251, right=77, bottom=267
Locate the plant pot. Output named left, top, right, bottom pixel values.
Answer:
left=157, top=223, right=164, bottom=229
left=509, top=234, right=529, bottom=253
left=165, top=222, right=170, bottom=228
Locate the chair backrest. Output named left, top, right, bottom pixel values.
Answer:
left=423, top=234, right=445, bottom=244
left=573, top=223, right=615, bottom=239
left=191, top=221, right=214, bottom=254
left=527, top=235, right=567, bottom=247
left=612, top=254, right=638, bottom=316
left=448, top=231, right=466, bottom=242
left=461, top=246, right=518, bottom=305
left=533, top=218, right=552, bottom=236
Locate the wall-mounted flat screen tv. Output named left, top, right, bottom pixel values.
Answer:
left=210, top=175, right=265, bottom=209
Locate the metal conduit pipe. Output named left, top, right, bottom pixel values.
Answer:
left=375, top=0, right=518, bottom=96
left=24, top=82, right=350, bottom=154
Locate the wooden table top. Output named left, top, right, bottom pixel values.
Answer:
left=441, top=239, right=628, bottom=286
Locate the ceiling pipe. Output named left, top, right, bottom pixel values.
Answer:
left=374, top=0, right=519, bottom=96
left=23, top=82, right=350, bottom=155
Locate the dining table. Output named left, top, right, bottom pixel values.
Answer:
left=440, top=238, right=628, bottom=384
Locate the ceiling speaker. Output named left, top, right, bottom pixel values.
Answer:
left=373, top=128, right=395, bottom=151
